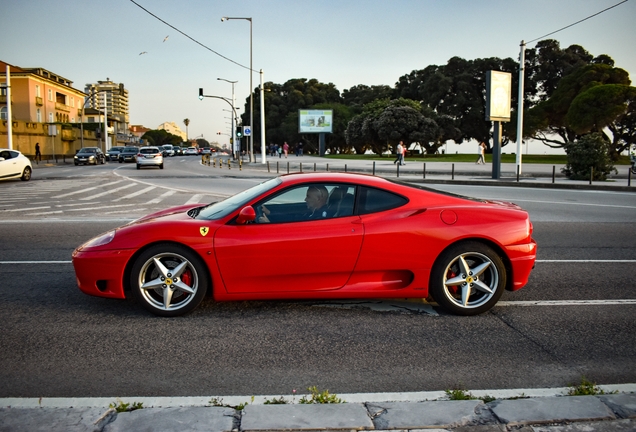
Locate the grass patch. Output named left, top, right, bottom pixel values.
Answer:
left=445, top=388, right=495, bottom=403
left=209, top=396, right=253, bottom=410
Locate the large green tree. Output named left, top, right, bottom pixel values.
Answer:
left=141, top=129, right=182, bottom=146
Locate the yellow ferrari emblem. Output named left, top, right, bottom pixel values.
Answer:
left=199, top=227, right=209, bottom=236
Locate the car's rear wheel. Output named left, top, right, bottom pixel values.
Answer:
left=130, top=244, right=208, bottom=317
left=429, top=242, right=505, bottom=316
left=136, top=164, right=140, bottom=170
left=20, top=166, right=32, bottom=181
left=160, top=163, right=164, bottom=169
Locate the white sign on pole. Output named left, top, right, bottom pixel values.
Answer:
left=243, top=126, right=251, bottom=136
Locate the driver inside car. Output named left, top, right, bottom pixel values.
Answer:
left=258, top=185, right=330, bottom=223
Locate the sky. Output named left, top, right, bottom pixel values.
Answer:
left=2, top=0, right=635, bottom=154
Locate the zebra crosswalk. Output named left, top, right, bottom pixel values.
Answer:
left=0, top=177, right=224, bottom=219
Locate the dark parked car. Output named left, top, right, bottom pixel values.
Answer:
left=172, top=146, right=183, bottom=156
left=118, top=146, right=139, bottom=163
left=105, top=146, right=126, bottom=161
left=74, top=147, right=105, bottom=165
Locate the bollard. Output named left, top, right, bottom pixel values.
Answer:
left=423, top=162, right=426, bottom=179
left=397, top=163, right=400, bottom=178
left=345, top=164, right=347, bottom=173
left=372, top=161, right=376, bottom=176
left=300, top=162, right=303, bottom=173
left=629, top=168, right=632, bottom=187
left=517, top=165, right=520, bottom=182
left=314, top=163, right=316, bottom=172
left=452, top=163, right=455, bottom=180
left=326, top=163, right=329, bottom=172
left=590, top=167, right=593, bottom=185
left=267, top=161, right=270, bottom=173
left=239, top=159, right=242, bottom=171
left=228, top=159, right=231, bottom=170
left=276, top=161, right=279, bottom=174
left=287, top=161, right=289, bottom=174
left=552, top=166, right=555, bottom=183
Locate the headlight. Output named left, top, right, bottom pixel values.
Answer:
left=74, top=156, right=78, bottom=159
left=82, top=230, right=115, bottom=248
left=89, top=156, right=95, bottom=160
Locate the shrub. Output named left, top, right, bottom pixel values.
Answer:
left=562, top=133, right=617, bottom=181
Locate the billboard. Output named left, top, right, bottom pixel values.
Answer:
left=298, top=109, right=333, bottom=133
left=485, top=70, right=512, bottom=122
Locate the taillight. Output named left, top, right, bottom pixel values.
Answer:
left=137, top=153, right=142, bottom=157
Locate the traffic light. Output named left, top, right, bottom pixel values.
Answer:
left=236, top=126, right=243, bottom=138
left=198, top=88, right=203, bottom=100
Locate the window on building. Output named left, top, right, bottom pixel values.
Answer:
left=48, top=89, right=53, bottom=101
left=0, top=107, right=7, bottom=120
left=35, top=85, right=41, bottom=97
left=36, top=108, right=42, bottom=122
left=56, top=92, right=66, bottom=104
left=0, top=87, right=6, bottom=96
left=71, top=117, right=75, bottom=123
left=48, top=112, right=53, bottom=122
left=70, top=97, right=74, bottom=108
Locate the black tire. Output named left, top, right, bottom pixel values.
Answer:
left=160, top=163, right=164, bottom=169
left=136, top=164, right=141, bottom=170
left=74, top=162, right=78, bottom=166
left=20, top=166, right=32, bottom=181
left=429, top=241, right=506, bottom=316
left=100, top=158, right=105, bottom=164
left=130, top=244, right=209, bottom=317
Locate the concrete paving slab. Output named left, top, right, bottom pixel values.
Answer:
left=530, top=418, right=636, bottom=431
left=102, top=407, right=235, bottom=432
left=240, top=403, right=373, bottom=431
left=367, top=400, right=488, bottom=429
left=597, top=393, right=636, bottom=418
left=0, top=407, right=112, bottom=432
left=489, top=396, right=616, bottom=426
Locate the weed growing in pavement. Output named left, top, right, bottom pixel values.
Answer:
left=264, top=396, right=289, bottom=404
left=445, top=388, right=495, bottom=403
left=209, top=396, right=254, bottom=410
left=567, top=377, right=616, bottom=396
left=299, top=386, right=343, bottom=404
left=109, top=399, right=143, bottom=412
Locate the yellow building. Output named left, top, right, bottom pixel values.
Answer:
left=1, top=60, right=86, bottom=125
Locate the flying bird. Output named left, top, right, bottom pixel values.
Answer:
left=163, top=35, right=169, bottom=42
left=139, top=51, right=147, bottom=55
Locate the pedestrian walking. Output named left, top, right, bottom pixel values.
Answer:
left=283, top=142, right=289, bottom=158
left=476, top=141, right=486, bottom=164
left=34, top=142, right=42, bottom=163
left=394, top=141, right=404, bottom=165
left=401, top=142, right=407, bottom=165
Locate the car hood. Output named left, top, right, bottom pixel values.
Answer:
left=129, top=203, right=202, bottom=225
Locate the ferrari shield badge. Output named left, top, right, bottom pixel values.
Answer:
left=199, top=227, right=209, bottom=237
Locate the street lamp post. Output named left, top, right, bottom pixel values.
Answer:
left=221, top=16, right=253, bottom=163
left=217, top=78, right=238, bottom=159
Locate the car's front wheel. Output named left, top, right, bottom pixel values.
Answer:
left=429, top=242, right=506, bottom=316
left=21, top=166, right=32, bottom=181
left=130, top=244, right=208, bottom=317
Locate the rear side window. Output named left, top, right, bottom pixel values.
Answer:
left=357, top=186, right=407, bottom=215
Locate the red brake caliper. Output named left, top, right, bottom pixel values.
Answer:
left=447, top=270, right=458, bottom=294
left=181, top=268, right=193, bottom=288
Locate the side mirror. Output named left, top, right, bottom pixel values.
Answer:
left=236, top=206, right=256, bottom=225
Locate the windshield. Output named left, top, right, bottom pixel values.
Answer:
left=196, top=177, right=282, bottom=220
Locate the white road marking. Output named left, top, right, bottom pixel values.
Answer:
left=1, top=206, right=50, bottom=212
left=112, top=186, right=156, bottom=201
left=51, top=180, right=123, bottom=198
left=185, top=194, right=203, bottom=204
left=79, top=182, right=136, bottom=200
left=537, top=259, right=636, bottom=263
left=498, top=299, right=636, bottom=306
left=146, top=190, right=176, bottom=204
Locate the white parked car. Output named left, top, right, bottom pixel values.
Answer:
left=0, top=148, right=32, bottom=181
left=184, top=147, right=199, bottom=156
left=136, top=146, right=164, bottom=169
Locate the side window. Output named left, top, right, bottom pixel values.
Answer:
left=255, top=184, right=356, bottom=224
left=358, top=186, right=407, bottom=215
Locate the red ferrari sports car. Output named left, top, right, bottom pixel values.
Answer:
left=72, top=172, right=536, bottom=316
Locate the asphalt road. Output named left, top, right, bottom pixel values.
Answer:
left=0, top=157, right=635, bottom=398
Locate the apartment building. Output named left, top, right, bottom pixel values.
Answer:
left=1, top=60, right=86, bottom=124
left=84, top=79, right=130, bottom=130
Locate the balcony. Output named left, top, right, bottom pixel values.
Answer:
left=55, top=102, right=70, bottom=112
left=0, top=95, right=10, bottom=104
left=35, top=96, right=43, bottom=106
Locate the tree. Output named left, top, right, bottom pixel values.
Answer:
left=183, top=118, right=190, bottom=141
left=525, top=63, right=631, bottom=149
left=141, top=129, right=182, bottom=146
left=341, top=84, right=394, bottom=113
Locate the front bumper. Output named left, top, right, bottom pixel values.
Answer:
left=72, top=248, right=135, bottom=299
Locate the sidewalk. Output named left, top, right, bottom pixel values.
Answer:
left=2, top=386, right=636, bottom=432
left=228, top=155, right=636, bottom=192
